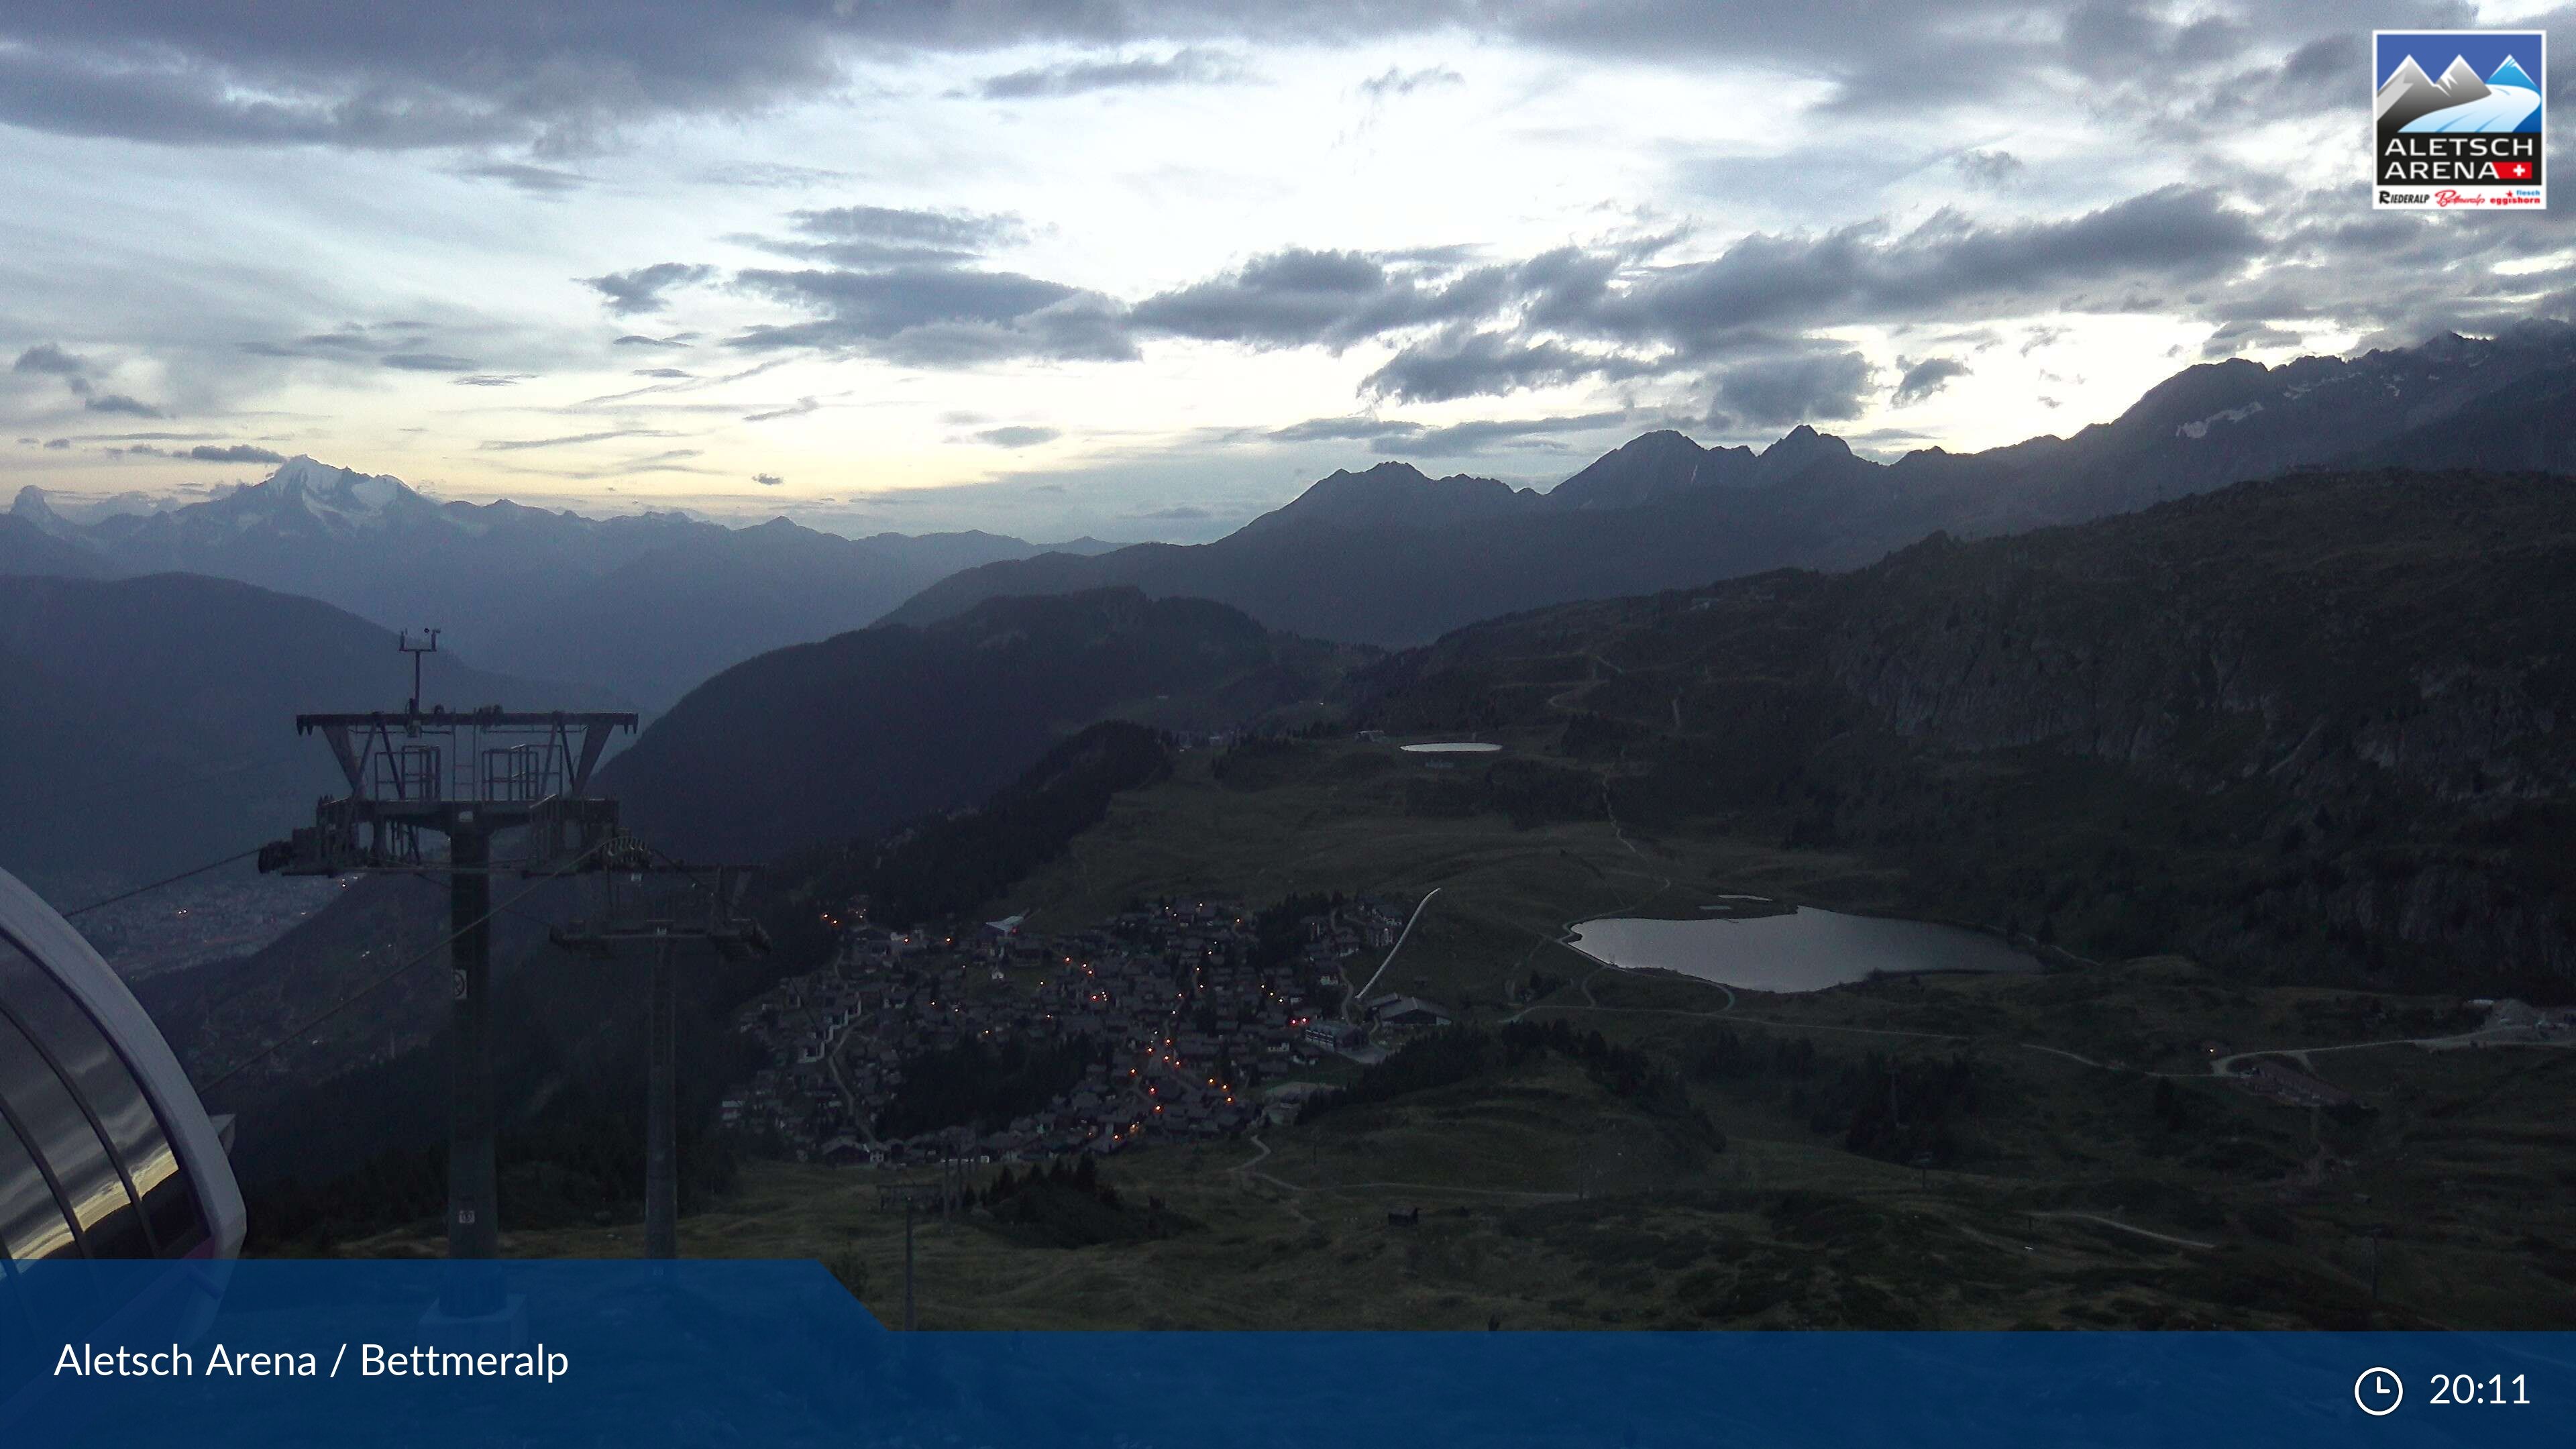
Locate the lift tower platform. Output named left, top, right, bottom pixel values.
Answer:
left=258, top=668, right=637, bottom=1283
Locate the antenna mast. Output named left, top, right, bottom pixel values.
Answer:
left=400, top=627, right=441, bottom=714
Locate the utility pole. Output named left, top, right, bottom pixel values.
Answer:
left=878, top=1178, right=942, bottom=1329
left=448, top=824, right=495, bottom=1261
left=260, top=632, right=635, bottom=1316
left=551, top=858, right=768, bottom=1260
left=646, top=933, right=677, bottom=1259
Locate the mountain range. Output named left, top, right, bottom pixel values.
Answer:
left=5, top=458, right=1117, bottom=708
left=888, top=325, right=2576, bottom=645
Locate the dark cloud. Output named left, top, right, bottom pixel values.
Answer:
left=1708, top=347, right=1872, bottom=428
left=972, top=48, right=1240, bottom=99
left=582, top=262, right=714, bottom=316
left=2200, top=319, right=2304, bottom=358
left=2277, top=32, right=2360, bottom=97
left=753, top=472, right=785, bottom=486
left=452, top=373, right=533, bottom=386
left=84, top=393, right=164, bottom=417
left=12, top=341, right=97, bottom=398
left=975, top=425, right=1060, bottom=447
left=790, top=205, right=1023, bottom=249
left=459, top=162, right=591, bottom=194
left=0, top=3, right=2428, bottom=159
left=1361, top=329, right=1652, bottom=403
left=42, top=438, right=69, bottom=449
left=236, top=323, right=490, bottom=376
left=612, top=333, right=695, bottom=348
left=239, top=329, right=364, bottom=359
left=730, top=267, right=1133, bottom=364
left=1108, top=189, right=2261, bottom=405
left=1131, top=504, right=1213, bottom=521
left=1953, top=150, right=2024, bottom=188
left=188, top=443, right=286, bottom=463
left=753, top=205, right=1027, bottom=269
left=0, top=3, right=920, bottom=149
left=1132, top=248, right=1509, bottom=350
left=631, top=367, right=693, bottom=378
left=1358, top=64, right=1462, bottom=99
left=11, top=341, right=89, bottom=376
left=1890, top=356, right=1970, bottom=405
left=1589, top=187, right=2263, bottom=355
left=715, top=203, right=1134, bottom=364
left=693, top=178, right=2279, bottom=409
left=1264, top=409, right=1629, bottom=455
left=2061, top=1, right=2249, bottom=82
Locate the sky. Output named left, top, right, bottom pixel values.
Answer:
left=3, top=2, right=2572, bottom=543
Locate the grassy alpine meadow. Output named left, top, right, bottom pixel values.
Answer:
left=322, top=741, right=2576, bottom=1330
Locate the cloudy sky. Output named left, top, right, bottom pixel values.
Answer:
left=4, top=2, right=2571, bottom=541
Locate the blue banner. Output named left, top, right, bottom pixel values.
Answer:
left=4, top=1259, right=2567, bottom=1446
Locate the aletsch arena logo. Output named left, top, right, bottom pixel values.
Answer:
left=2373, top=30, right=2546, bottom=210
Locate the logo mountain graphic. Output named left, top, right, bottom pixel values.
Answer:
left=2377, top=52, right=2491, bottom=131
left=2378, top=48, right=2542, bottom=136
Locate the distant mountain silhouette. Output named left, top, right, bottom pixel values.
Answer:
left=0, top=572, right=610, bottom=885
left=5, top=457, right=1117, bottom=708
left=600, top=587, right=1368, bottom=861
left=1234, top=461, right=1539, bottom=534
left=1484, top=426, right=1864, bottom=516
left=886, top=325, right=2576, bottom=647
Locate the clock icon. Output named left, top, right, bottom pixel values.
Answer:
left=2356, top=1367, right=2404, bottom=1416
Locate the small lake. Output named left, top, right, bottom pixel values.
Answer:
left=1564, top=908, right=2042, bottom=994
left=1401, top=742, right=1502, bottom=754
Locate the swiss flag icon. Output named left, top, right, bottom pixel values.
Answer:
left=2498, top=160, right=2534, bottom=180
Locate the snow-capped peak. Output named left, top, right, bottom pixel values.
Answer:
left=2437, top=54, right=2487, bottom=97
left=229, top=457, right=422, bottom=533
left=2490, top=55, right=2536, bottom=91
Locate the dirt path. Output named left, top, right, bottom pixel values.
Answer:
left=1230, top=1134, right=1313, bottom=1226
